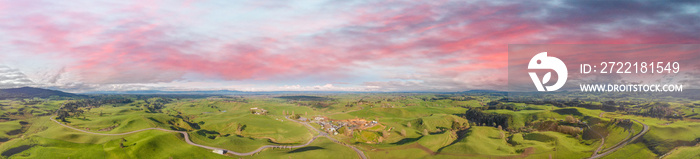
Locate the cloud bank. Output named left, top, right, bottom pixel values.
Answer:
left=0, top=0, right=698, bottom=92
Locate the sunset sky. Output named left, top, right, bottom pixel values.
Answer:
left=1, top=0, right=699, bottom=92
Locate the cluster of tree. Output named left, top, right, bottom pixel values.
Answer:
left=56, top=103, right=84, bottom=122
left=565, top=115, right=578, bottom=124
left=556, top=125, right=582, bottom=137
left=345, top=102, right=355, bottom=107
left=345, top=98, right=397, bottom=107
left=142, top=98, right=172, bottom=113
left=419, top=95, right=450, bottom=101
left=220, top=96, right=249, bottom=103
left=119, top=138, right=126, bottom=148
left=191, top=124, right=242, bottom=139
left=65, top=97, right=134, bottom=108
left=20, top=98, right=44, bottom=105
left=143, top=103, right=164, bottom=113
left=399, top=129, right=407, bottom=137
left=167, top=114, right=201, bottom=130
left=196, top=129, right=226, bottom=139
left=463, top=108, right=511, bottom=129
left=507, top=97, right=572, bottom=108
left=611, top=118, right=634, bottom=129
left=96, top=97, right=134, bottom=105
left=633, top=102, right=680, bottom=119
left=55, top=97, right=135, bottom=121
left=485, top=101, right=518, bottom=111
left=531, top=120, right=583, bottom=137
left=236, top=123, right=246, bottom=134
left=451, top=96, right=477, bottom=101
left=292, top=101, right=337, bottom=109
left=290, top=114, right=301, bottom=119
left=508, top=96, right=647, bottom=112
left=276, top=95, right=333, bottom=101
left=416, top=94, right=481, bottom=102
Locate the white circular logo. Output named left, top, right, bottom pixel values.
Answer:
left=528, top=52, right=568, bottom=91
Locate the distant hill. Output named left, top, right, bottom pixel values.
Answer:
left=275, top=95, right=333, bottom=101
left=0, top=87, right=83, bottom=99
left=85, top=90, right=247, bottom=95
left=84, top=90, right=364, bottom=95
left=461, top=90, right=507, bottom=93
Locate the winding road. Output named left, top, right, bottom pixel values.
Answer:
left=588, top=124, right=605, bottom=155
left=50, top=110, right=366, bottom=158
left=589, top=119, right=649, bottom=159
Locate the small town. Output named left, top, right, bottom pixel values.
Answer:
left=312, top=116, right=379, bottom=135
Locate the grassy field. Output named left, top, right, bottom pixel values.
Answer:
left=0, top=121, right=22, bottom=139
left=440, top=126, right=516, bottom=155
left=6, top=131, right=228, bottom=159
left=599, top=122, right=632, bottom=150
left=240, top=138, right=358, bottom=159
left=1, top=93, right=699, bottom=159
left=602, top=142, right=656, bottom=159
left=0, top=116, right=227, bottom=159
left=664, top=144, right=700, bottom=159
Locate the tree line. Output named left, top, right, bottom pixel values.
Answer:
left=463, top=108, right=511, bottom=129
left=55, top=97, right=134, bottom=122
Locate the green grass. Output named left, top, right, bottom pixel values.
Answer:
left=600, top=123, right=633, bottom=150
left=244, top=138, right=358, bottom=159
left=484, top=109, right=554, bottom=129
left=416, top=132, right=455, bottom=152
left=0, top=121, right=22, bottom=139
left=197, top=114, right=313, bottom=143
left=7, top=131, right=228, bottom=159
left=526, top=131, right=597, bottom=158
left=3, top=94, right=698, bottom=159
left=362, top=143, right=434, bottom=159
left=188, top=130, right=272, bottom=152
left=353, top=130, right=381, bottom=143
left=615, top=114, right=700, bottom=155
left=63, top=99, right=314, bottom=144
left=665, top=144, right=700, bottom=159
left=365, top=124, right=384, bottom=131
left=646, top=123, right=700, bottom=142
left=65, top=114, right=169, bottom=132
left=602, top=142, right=656, bottom=159
left=440, top=126, right=515, bottom=155
left=62, top=106, right=174, bottom=133
left=608, top=113, right=700, bottom=142
left=0, top=115, right=228, bottom=159
left=407, top=114, right=468, bottom=132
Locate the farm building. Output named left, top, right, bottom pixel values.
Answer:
left=212, top=149, right=226, bottom=155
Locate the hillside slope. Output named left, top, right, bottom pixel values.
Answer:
left=0, top=87, right=82, bottom=99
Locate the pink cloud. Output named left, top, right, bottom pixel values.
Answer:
left=1, top=0, right=699, bottom=91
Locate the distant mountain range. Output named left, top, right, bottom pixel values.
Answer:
left=3, top=87, right=698, bottom=100
left=84, top=90, right=370, bottom=95
left=0, top=87, right=83, bottom=99
left=85, top=90, right=248, bottom=95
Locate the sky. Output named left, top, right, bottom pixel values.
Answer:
left=1, top=0, right=699, bottom=93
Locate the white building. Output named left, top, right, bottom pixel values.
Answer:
left=212, top=149, right=226, bottom=155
